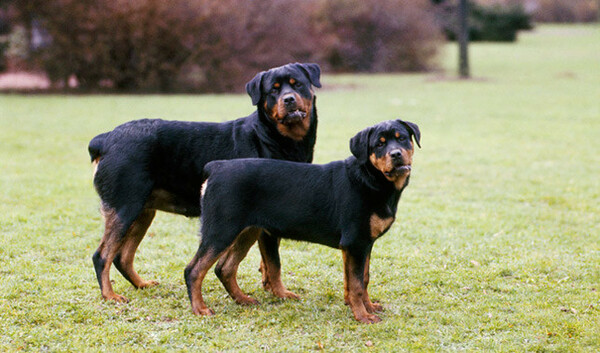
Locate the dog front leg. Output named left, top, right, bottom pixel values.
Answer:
left=342, top=248, right=381, bottom=324
left=363, top=253, right=383, bottom=313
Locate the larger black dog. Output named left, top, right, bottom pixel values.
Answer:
left=88, top=63, right=321, bottom=302
left=185, top=119, right=420, bottom=323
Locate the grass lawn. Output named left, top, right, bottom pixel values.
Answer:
left=1, top=25, right=599, bottom=352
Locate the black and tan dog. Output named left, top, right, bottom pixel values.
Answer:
left=88, top=63, right=321, bottom=302
left=185, top=119, right=420, bottom=323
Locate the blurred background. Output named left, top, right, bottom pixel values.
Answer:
left=0, top=0, right=597, bottom=93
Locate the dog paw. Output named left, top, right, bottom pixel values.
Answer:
left=104, top=293, right=129, bottom=303
left=235, top=296, right=260, bottom=306
left=138, top=280, right=159, bottom=289
left=365, top=301, right=383, bottom=313
left=193, top=306, right=215, bottom=316
left=356, top=313, right=382, bottom=324
left=274, top=289, right=300, bottom=300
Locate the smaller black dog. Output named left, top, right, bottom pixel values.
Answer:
left=185, top=119, right=420, bottom=323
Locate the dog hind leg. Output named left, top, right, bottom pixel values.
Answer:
left=92, top=196, right=150, bottom=302
left=113, top=209, right=158, bottom=289
left=215, top=227, right=261, bottom=305
left=92, top=206, right=129, bottom=302
left=184, top=225, right=243, bottom=316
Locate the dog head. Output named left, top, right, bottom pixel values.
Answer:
left=350, top=119, right=421, bottom=190
left=246, top=63, right=321, bottom=141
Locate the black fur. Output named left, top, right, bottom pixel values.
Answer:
left=185, top=119, right=421, bottom=323
left=89, top=63, right=320, bottom=301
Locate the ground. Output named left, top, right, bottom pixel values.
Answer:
left=0, top=25, right=599, bottom=352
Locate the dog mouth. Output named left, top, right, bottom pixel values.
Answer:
left=384, top=164, right=411, bottom=178
left=279, top=109, right=307, bottom=125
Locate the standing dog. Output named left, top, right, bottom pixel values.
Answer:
left=88, top=63, right=321, bottom=302
left=185, top=119, right=420, bottom=323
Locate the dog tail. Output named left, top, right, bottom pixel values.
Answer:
left=88, top=132, right=109, bottom=162
left=200, top=161, right=225, bottom=200
left=200, top=161, right=218, bottom=214
left=202, top=160, right=223, bottom=181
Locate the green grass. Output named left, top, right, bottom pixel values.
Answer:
left=1, top=24, right=599, bottom=352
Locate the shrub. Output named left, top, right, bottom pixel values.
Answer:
left=436, top=0, right=533, bottom=42
left=467, top=0, right=598, bottom=24
left=24, top=0, right=323, bottom=91
left=470, top=2, right=533, bottom=41
left=173, top=0, right=321, bottom=92
left=317, top=0, right=442, bottom=72
left=30, top=0, right=199, bottom=90
left=15, top=0, right=443, bottom=92
left=532, top=0, right=599, bottom=23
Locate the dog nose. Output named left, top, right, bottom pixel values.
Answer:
left=283, top=95, right=296, bottom=106
left=390, top=150, right=403, bottom=160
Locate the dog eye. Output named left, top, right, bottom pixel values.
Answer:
left=376, top=141, right=385, bottom=148
left=294, top=81, right=303, bottom=88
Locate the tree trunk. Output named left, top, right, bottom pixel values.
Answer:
left=458, top=0, right=470, bottom=78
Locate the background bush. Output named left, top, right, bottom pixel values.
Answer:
left=476, top=0, right=599, bottom=23
left=435, top=0, right=533, bottom=42
left=531, top=0, right=599, bottom=23
left=316, top=0, right=442, bottom=72
left=10, top=0, right=442, bottom=92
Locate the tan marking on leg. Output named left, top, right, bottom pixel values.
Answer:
left=258, top=233, right=300, bottom=299
left=96, top=207, right=128, bottom=302
left=114, top=209, right=158, bottom=289
left=342, top=251, right=350, bottom=306
left=363, top=254, right=383, bottom=313
left=259, top=258, right=270, bottom=291
left=369, top=214, right=395, bottom=239
left=187, top=249, right=224, bottom=316
left=342, top=249, right=381, bottom=323
left=215, top=227, right=261, bottom=305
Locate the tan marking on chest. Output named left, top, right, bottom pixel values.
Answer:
left=393, top=173, right=410, bottom=190
left=370, top=214, right=395, bottom=239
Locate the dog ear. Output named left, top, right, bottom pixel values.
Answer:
left=295, top=63, right=321, bottom=88
left=398, top=119, right=421, bottom=148
left=349, top=126, right=372, bottom=163
left=246, top=71, right=265, bottom=106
